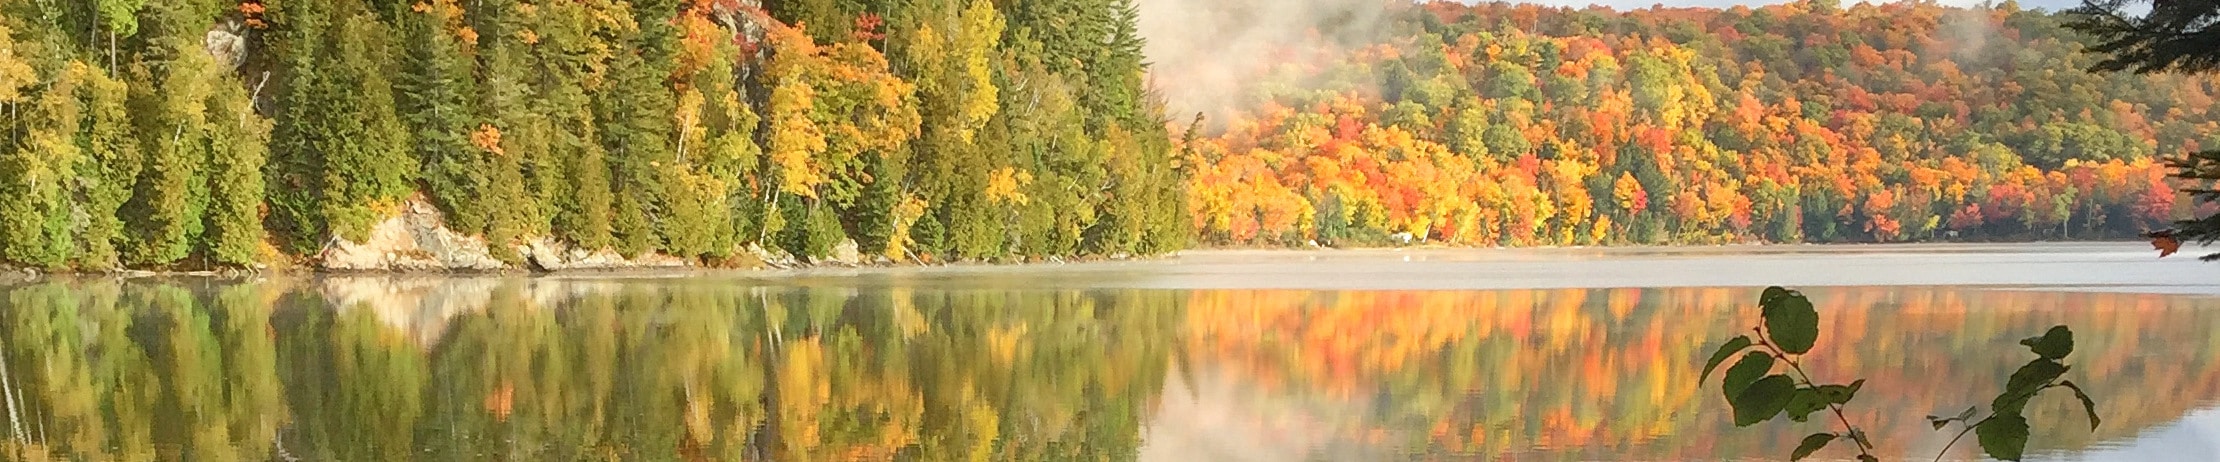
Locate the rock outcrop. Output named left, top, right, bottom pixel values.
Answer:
left=520, top=238, right=691, bottom=272
left=318, top=198, right=509, bottom=272
left=316, top=195, right=701, bottom=272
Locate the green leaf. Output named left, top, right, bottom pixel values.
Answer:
left=1929, top=406, right=1978, bottom=430
left=1791, top=433, right=1837, bottom=461
left=1722, top=351, right=1775, bottom=399
left=1997, top=360, right=2068, bottom=416
left=2061, top=380, right=2101, bottom=430
left=1761, top=286, right=1793, bottom=306
left=1732, top=375, right=1797, bottom=426
left=1815, top=380, right=1862, bottom=405
left=1977, top=414, right=2031, bottom=461
left=1763, top=291, right=1820, bottom=354
left=1700, top=335, right=1754, bottom=384
left=2020, top=325, right=2075, bottom=360
left=1785, top=388, right=1828, bottom=422
left=1858, top=456, right=1879, bottom=462
left=2007, top=359, right=2068, bottom=390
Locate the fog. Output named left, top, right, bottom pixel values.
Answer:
left=1135, top=0, right=1402, bottom=123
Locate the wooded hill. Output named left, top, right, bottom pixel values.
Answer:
left=0, top=0, right=1185, bottom=271
left=1183, top=0, right=2202, bottom=247
left=3, top=0, right=2213, bottom=271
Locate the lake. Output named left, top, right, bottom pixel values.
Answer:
left=0, top=243, right=2215, bottom=461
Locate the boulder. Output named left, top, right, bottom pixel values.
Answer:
left=519, top=238, right=690, bottom=271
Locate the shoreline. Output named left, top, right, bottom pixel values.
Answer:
left=0, top=240, right=2178, bottom=284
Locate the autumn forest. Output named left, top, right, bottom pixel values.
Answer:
left=0, top=0, right=2211, bottom=270
left=1186, top=0, right=2202, bottom=248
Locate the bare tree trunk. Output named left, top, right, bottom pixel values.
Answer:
left=0, top=343, right=26, bottom=442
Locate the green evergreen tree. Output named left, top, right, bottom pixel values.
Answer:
left=530, top=0, right=613, bottom=251
left=203, top=74, right=269, bottom=267
left=0, top=0, right=1188, bottom=271
left=122, top=37, right=214, bottom=266
left=466, top=0, right=545, bottom=258
left=0, top=45, right=80, bottom=269
left=2072, top=0, right=2220, bottom=259
left=769, top=0, right=852, bottom=44
left=268, top=0, right=415, bottom=251
left=74, top=67, right=139, bottom=270
left=595, top=0, right=682, bottom=257
left=397, top=5, right=487, bottom=235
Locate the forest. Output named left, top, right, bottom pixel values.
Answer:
left=2, top=0, right=2214, bottom=271
left=1184, top=1, right=2206, bottom=247
left=0, top=0, right=1185, bottom=271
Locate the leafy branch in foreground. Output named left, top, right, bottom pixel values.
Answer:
left=1698, top=287, right=2102, bottom=461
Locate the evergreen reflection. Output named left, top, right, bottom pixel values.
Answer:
left=0, top=280, right=2212, bottom=460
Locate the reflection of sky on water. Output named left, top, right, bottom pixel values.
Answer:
left=8, top=243, right=2216, bottom=460
left=2044, top=405, right=2220, bottom=462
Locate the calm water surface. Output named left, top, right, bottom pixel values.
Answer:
left=0, top=243, right=2216, bottom=461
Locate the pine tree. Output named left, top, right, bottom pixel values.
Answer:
left=595, top=0, right=681, bottom=257
left=2072, top=0, right=2220, bottom=259
left=314, top=2, right=416, bottom=243
left=123, top=34, right=215, bottom=266
left=398, top=0, right=487, bottom=235
left=530, top=0, right=614, bottom=251
left=75, top=66, right=139, bottom=270
left=767, top=0, right=851, bottom=44
left=267, top=0, right=415, bottom=251
left=0, top=37, right=81, bottom=269
left=0, top=0, right=1191, bottom=270
left=204, top=74, right=270, bottom=267
left=467, top=0, right=545, bottom=258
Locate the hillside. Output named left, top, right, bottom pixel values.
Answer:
left=0, top=0, right=2210, bottom=271
left=0, top=0, right=1184, bottom=271
left=1180, top=0, right=2201, bottom=247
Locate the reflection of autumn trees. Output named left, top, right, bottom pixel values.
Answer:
left=1180, top=288, right=2220, bottom=460
left=0, top=281, right=1178, bottom=461
left=1, top=281, right=2215, bottom=460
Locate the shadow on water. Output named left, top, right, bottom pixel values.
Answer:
left=0, top=277, right=2214, bottom=461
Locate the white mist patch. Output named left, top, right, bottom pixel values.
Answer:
left=1135, top=0, right=1401, bottom=123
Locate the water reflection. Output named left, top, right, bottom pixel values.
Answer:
left=0, top=279, right=2213, bottom=461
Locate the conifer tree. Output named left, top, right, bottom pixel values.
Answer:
left=204, top=75, right=270, bottom=267
left=75, top=66, right=139, bottom=270
left=0, top=0, right=1192, bottom=270
left=464, top=0, right=545, bottom=258
left=123, top=28, right=216, bottom=266
left=398, top=0, right=487, bottom=234
left=0, top=33, right=79, bottom=269
left=268, top=0, right=415, bottom=251
left=2073, top=0, right=2220, bottom=259
left=529, top=0, right=614, bottom=251
left=596, top=0, right=682, bottom=257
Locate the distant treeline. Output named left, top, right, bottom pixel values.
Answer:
left=1184, top=1, right=2201, bottom=247
left=0, top=0, right=1186, bottom=271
